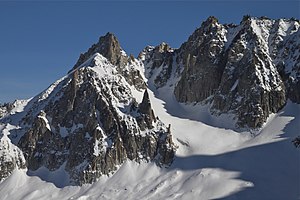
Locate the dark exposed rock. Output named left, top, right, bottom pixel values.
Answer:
left=143, top=16, right=299, bottom=129
left=274, top=27, right=300, bottom=103
left=0, top=16, right=298, bottom=185
left=17, top=55, right=176, bottom=185
left=174, top=16, right=227, bottom=102
left=288, top=79, right=300, bottom=103
left=73, top=32, right=127, bottom=69
left=139, top=90, right=152, bottom=115
left=211, top=20, right=286, bottom=128
left=138, top=90, right=156, bottom=129
left=140, top=43, right=175, bottom=88
left=71, top=32, right=146, bottom=90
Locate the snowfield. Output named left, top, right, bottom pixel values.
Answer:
left=0, top=84, right=299, bottom=200
left=1, top=17, right=299, bottom=199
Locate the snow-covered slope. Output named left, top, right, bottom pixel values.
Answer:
left=0, top=89, right=299, bottom=199
left=144, top=16, right=300, bottom=129
left=0, top=53, right=176, bottom=185
left=0, top=123, right=26, bottom=181
left=0, top=16, right=299, bottom=200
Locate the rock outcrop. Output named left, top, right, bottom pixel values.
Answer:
left=14, top=53, right=175, bottom=185
left=211, top=17, right=287, bottom=128
left=72, top=32, right=146, bottom=90
left=73, top=32, right=127, bottom=69
left=0, top=100, right=25, bottom=119
left=138, top=90, right=156, bottom=129
left=139, top=43, right=175, bottom=88
left=0, top=16, right=298, bottom=185
left=174, top=16, right=227, bottom=103
left=143, top=16, right=299, bottom=129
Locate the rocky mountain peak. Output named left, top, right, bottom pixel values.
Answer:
left=71, top=33, right=146, bottom=91
left=72, top=32, right=127, bottom=70
left=137, top=45, right=154, bottom=61
left=100, top=32, right=117, bottom=42
left=140, top=42, right=175, bottom=88
left=0, top=15, right=299, bottom=188
left=1, top=54, right=176, bottom=185
left=241, top=15, right=252, bottom=23
left=174, top=16, right=227, bottom=103
left=154, top=42, right=172, bottom=53
left=97, top=32, right=124, bottom=65
left=201, top=16, right=219, bottom=28
left=144, top=16, right=300, bottom=129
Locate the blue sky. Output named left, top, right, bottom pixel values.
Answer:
left=0, top=1, right=299, bottom=103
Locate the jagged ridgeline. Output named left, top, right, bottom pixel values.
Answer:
left=0, top=15, right=299, bottom=185
left=0, top=33, right=176, bottom=185
left=142, top=16, right=299, bottom=129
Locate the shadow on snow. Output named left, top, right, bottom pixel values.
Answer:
left=170, top=102, right=300, bottom=200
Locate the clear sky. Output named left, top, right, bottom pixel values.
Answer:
left=0, top=1, right=299, bottom=103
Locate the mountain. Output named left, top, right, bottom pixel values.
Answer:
left=0, top=16, right=299, bottom=199
left=0, top=37, right=176, bottom=185
left=143, top=16, right=300, bottom=129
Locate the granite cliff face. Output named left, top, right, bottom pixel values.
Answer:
left=19, top=54, right=175, bottom=185
left=0, top=35, right=176, bottom=185
left=73, top=32, right=127, bottom=69
left=139, top=43, right=175, bottom=88
left=0, top=16, right=299, bottom=185
left=72, top=32, right=146, bottom=91
left=175, top=16, right=227, bottom=103
left=144, top=16, right=299, bottom=129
